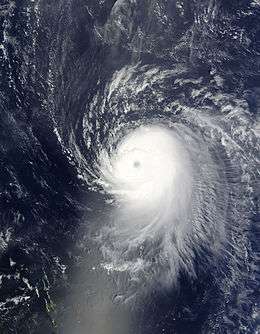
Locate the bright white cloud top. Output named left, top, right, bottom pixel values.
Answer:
left=96, top=122, right=228, bottom=288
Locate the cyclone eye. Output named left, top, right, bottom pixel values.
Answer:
left=133, top=160, right=141, bottom=168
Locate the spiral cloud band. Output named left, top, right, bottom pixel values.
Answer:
left=97, top=120, right=228, bottom=288
left=71, top=61, right=259, bottom=331
left=76, top=63, right=258, bottom=316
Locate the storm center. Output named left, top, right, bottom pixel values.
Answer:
left=133, top=160, right=141, bottom=168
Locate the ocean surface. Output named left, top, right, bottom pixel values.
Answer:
left=0, top=1, right=259, bottom=333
